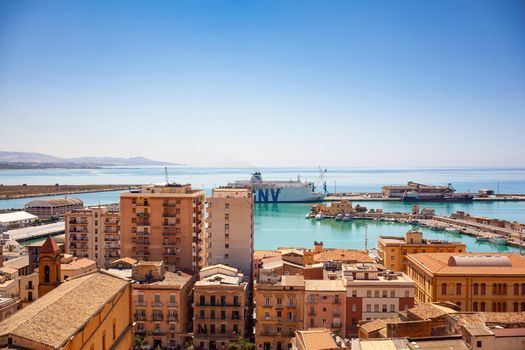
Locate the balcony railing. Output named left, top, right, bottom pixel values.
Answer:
left=152, top=314, right=163, bottom=321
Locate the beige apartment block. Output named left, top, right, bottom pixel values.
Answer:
left=206, top=188, right=254, bottom=277
left=65, top=206, right=120, bottom=267
left=193, top=264, right=248, bottom=350
left=120, top=184, right=205, bottom=272
left=131, top=261, right=194, bottom=349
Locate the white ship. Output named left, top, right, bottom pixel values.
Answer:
left=228, top=172, right=326, bottom=203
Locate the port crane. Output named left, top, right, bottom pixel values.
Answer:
left=317, top=166, right=328, bottom=194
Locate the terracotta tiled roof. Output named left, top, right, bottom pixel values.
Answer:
left=254, top=250, right=280, bottom=260
left=359, top=318, right=400, bottom=333
left=314, top=249, right=373, bottom=263
left=407, top=303, right=457, bottom=320
left=0, top=271, right=129, bottom=348
left=295, top=328, right=338, bottom=350
left=407, top=253, right=525, bottom=275
left=61, top=258, right=96, bottom=271
left=40, top=236, right=60, bottom=253
left=110, top=257, right=137, bottom=266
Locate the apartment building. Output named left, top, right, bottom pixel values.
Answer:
left=131, top=261, right=194, bottom=349
left=377, top=230, right=466, bottom=272
left=342, top=264, right=415, bottom=337
left=255, top=275, right=305, bottom=350
left=120, top=184, right=205, bottom=272
left=206, top=188, right=254, bottom=277
left=304, top=280, right=346, bottom=338
left=406, top=253, right=525, bottom=312
left=65, top=206, right=120, bottom=267
left=25, top=197, right=83, bottom=218
left=193, top=264, right=248, bottom=350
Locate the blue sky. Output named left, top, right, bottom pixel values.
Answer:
left=0, top=0, right=524, bottom=167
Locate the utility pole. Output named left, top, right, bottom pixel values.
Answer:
left=365, top=223, right=368, bottom=251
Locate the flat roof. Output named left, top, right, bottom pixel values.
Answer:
left=305, top=279, right=345, bottom=292
left=0, top=211, right=37, bottom=224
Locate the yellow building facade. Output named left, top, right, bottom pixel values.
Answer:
left=406, top=253, right=525, bottom=312
left=255, top=275, right=305, bottom=350
left=0, top=271, right=132, bottom=350
left=378, top=230, right=466, bottom=272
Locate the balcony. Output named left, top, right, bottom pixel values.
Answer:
left=163, top=212, right=177, bottom=217
left=163, top=231, right=177, bottom=237
left=152, top=329, right=165, bottom=335
left=136, top=231, right=149, bottom=237
left=152, top=302, right=163, bottom=308
left=152, top=314, right=163, bottom=321
left=167, top=314, right=178, bottom=321
left=308, top=311, right=316, bottom=316
left=135, top=301, right=146, bottom=307
left=25, top=284, right=34, bottom=290
left=167, top=302, right=178, bottom=308
left=135, top=313, right=147, bottom=321
left=137, top=212, right=150, bottom=218
left=135, top=328, right=146, bottom=335
left=332, top=322, right=342, bottom=328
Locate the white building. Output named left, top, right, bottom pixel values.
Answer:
left=0, top=211, right=37, bottom=232
left=342, top=264, right=415, bottom=337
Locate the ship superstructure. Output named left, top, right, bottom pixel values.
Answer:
left=228, top=172, right=325, bottom=203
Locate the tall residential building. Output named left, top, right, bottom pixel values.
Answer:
left=0, top=271, right=132, bottom=350
left=304, top=280, right=346, bottom=338
left=206, top=188, right=254, bottom=277
left=120, top=184, right=205, bottom=272
left=65, top=206, right=120, bottom=267
left=131, top=261, right=194, bottom=349
left=193, top=264, right=248, bottom=350
left=377, top=230, right=466, bottom=272
left=255, top=275, right=305, bottom=350
left=342, top=264, right=415, bottom=337
left=406, top=253, right=525, bottom=312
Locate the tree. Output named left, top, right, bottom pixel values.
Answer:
left=133, top=336, right=148, bottom=350
left=228, top=338, right=255, bottom=350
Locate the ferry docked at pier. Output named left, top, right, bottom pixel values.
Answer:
left=228, top=172, right=326, bottom=203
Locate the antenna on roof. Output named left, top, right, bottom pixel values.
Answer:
left=164, top=166, right=169, bottom=184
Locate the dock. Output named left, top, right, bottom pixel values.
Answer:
left=324, top=193, right=525, bottom=202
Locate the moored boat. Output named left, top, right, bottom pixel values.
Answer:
left=475, top=235, right=489, bottom=242
left=315, top=212, right=325, bottom=220
left=342, top=213, right=353, bottom=221
left=489, top=236, right=508, bottom=245
left=335, top=213, right=343, bottom=221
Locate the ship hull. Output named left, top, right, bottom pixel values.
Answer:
left=251, top=186, right=325, bottom=203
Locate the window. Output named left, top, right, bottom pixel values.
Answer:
left=382, top=304, right=387, bottom=312
left=264, top=297, right=271, bottom=307
left=477, top=341, right=482, bottom=348
left=221, top=324, right=226, bottom=334
left=169, top=294, right=176, bottom=305
left=404, top=290, right=409, bottom=297
left=374, top=304, right=379, bottom=312
left=473, top=283, right=479, bottom=295
left=352, top=304, right=356, bottom=312
left=481, top=283, right=486, bottom=295
left=221, top=310, right=226, bottom=319
left=390, top=290, right=395, bottom=298
left=480, top=302, right=486, bottom=311
left=210, top=296, right=216, bottom=306
left=352, top=290, right=357, bottom=297
left=225, top=213, right=229, bottom=220
left=456, top=283, right=462, bottom=295
left=112, top=320, right=116, bottom=340
left=199, top=295, right=205, bottom=305
left=277, top=297, right=282, bottom=306
left=225, top=203, right=230, bottom=209
left=367, top=290, right=371, bottom=297
left=441, top=283, right=447, bottom=295
left=154, top=294, right=161, bottom=304
left=366, top=304, right=371, bottom=312
left=473, top=302, right=478, bottom=311
left=514, top=284, right=519, bottom=296
left=102, top=332, right=106, bottom=350
left=309, top=294, right=315, bottom=303
left=390, top=304, right=395, bottom=312
left=382, top=290, right=387, bottom=298
left=44, top=265, right=50, bottom=283
left=374, top=290, right=379, bottom=298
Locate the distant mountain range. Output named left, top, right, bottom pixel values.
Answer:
left=0, top=151, right=181, bottom=169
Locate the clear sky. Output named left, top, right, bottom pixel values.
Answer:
left=0, top=0, right=524, bottom=167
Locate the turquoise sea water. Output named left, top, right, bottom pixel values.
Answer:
left=1, top=167, right=524, bottom=253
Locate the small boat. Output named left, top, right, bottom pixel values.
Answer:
left=335, top=213, right=343, bottom=221
left=315, top=212, right=325, bottom=220
left=475, top=235, right=489, bottom=242
left=489, top=236, right=508, bottom=245
left=445, top=227, right=460, bottom=234
left=342, top=214, right=353, bottom=221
